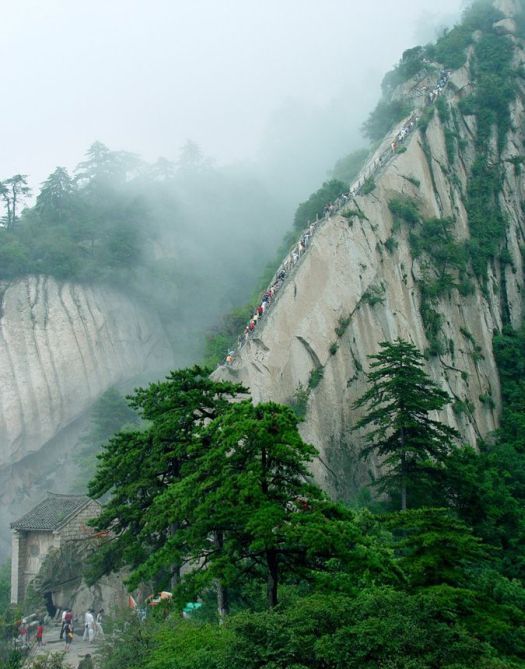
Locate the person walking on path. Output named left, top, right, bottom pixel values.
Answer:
left=95, top=609, right=105, bottom=640
left=61, top=608, right=73, bottom=640
left=64, top=621, right=74, bottom=652
left=60, top=609, right=67, bottom=640
left=36, top=622, right=44, bottom=647
left=83, top=609, right=95, bottom=643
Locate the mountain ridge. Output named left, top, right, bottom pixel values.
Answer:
left=214, top=0, right=525, bottom=501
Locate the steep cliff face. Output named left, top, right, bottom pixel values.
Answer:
left=0, top=276, right=173, bottom=557
left=216, top=1, right=525, bottom=500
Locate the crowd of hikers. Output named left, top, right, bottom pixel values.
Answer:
left=14, top=606, right=105, bottom=659
left=223, top=68, right=451, bottom=367
left=59, top=607, right=105, bottom=650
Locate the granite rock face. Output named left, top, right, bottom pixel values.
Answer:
left=0, top=276, right=173, bottom=557
left=215, top=23, right=525, bottom=500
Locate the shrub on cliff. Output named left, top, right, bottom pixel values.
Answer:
left=293, top=179, right=347, bottom=231
left=362, top=99, right=413, bottom=142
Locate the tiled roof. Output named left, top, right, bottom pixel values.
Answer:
left=10, top=493, right=92, bottom=531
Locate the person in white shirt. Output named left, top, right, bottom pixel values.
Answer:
left=59, top=609, right=67, bottom=640
left=83, top=609, right=95, bottom=643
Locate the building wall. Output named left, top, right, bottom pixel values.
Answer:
left=19, top=531, right=60, bottom=603
left=57, top=500, right=101, bottom=543
left=11, top=500, right=101, bottom=604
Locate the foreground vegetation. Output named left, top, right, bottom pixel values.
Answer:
left=71, top=329, right=525, bottom=669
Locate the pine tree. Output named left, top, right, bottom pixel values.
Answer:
left=137, top=400, right=386, bottom=610
left=35, top=167, right=76, bottom=224
left=75, top=141, right=141, bottom=186
left=87, top=366, right=246, bottom=595
left=353, top=339, right=458, bottom=511
left=180, top=401, right=320, bottom=609
left=0, top=175, right=31, bottom=229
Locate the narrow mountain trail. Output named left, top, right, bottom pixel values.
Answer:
left=27, top=621, right=101, bottom=668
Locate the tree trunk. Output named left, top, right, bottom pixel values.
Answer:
left=5, top=198, right=12, bottom=230
left=216, top=580, right=229, bottom=621
left=169, top=523, right=181, bottom=590
left=400, top=427, right=407, bottom=512
left=266, top=549, right=279, bottom=608
left=213, top=531, right=229, bottom=619
left=12, top=188, right=17, bottom=229
left=400, top=449, right=407, bottom=512
left=170, top=564, right=181, bottom=591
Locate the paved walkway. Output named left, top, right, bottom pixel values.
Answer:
left=27, top=622, right=101, bottom=668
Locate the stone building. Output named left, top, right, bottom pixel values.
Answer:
left=10, top=492, right=101, bottom=604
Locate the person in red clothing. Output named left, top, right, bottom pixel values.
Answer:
left=64, top=622, right=74, bottom=651
left=65, top=609, right=73, bottom=625
left=18, top=625, right=28, bottom=644
left=36, top=622, right=44, bottom=646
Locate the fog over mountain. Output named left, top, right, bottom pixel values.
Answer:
left=2, top=0, right=463, bottom=194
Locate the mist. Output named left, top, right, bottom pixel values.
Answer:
left=2, top=1, right=464, bottom=186
left=0, top=0, right=467, bottom=366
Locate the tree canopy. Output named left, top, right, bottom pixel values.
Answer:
left=353, top=339, right=458, bottom=510
left=87, top=325, right=525, bottom=668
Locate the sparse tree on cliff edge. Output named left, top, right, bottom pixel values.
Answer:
left=0, top=174, right=31, bottom=230
left=353, top=339, right=458, bottom=511
left=35, top=167, right=76, bottom=224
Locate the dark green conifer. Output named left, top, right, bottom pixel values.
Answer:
left=353, top=339, right=458, bottom=510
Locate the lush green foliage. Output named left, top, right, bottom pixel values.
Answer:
left=330, top=149, right=368, bottom=184
left=98, top=571, right=525, bottom=669
left=388, top=195, right=419, bottom=228
left=91, top=323, right=525, bottom=668
left=382, top=46, right=431, bottom=94
left=460, top=17, right=516, bottom=281
left=353, top=340, right=458, bottom=509
left=293, top=179, right=347, bottom=231
left=428, top=1, right=503, bottom=69
left=424, top=327, right=525, bottom=582
left=362, top=99, right=413, bottom=142
left=0, top=149, right=148, bottom=281
left=361, top=176, right=376, bottom=195
left=87, top=367, right=246, bottom=587
left=85, top=4, right=525, bottom=665
left=76, top=387, right=139, bottom=491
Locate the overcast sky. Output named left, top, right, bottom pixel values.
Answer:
left=1, top=0, right=466, bottom=190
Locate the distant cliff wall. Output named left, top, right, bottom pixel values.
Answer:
left=0, top=276, right=173, bottom=558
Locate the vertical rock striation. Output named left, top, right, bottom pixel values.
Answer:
left=0, top=276, right=173, bottom=557
left=215, top=6, right=525, bottom=500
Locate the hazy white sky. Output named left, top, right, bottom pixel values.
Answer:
left=0, top=0, right=465, bottom=189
